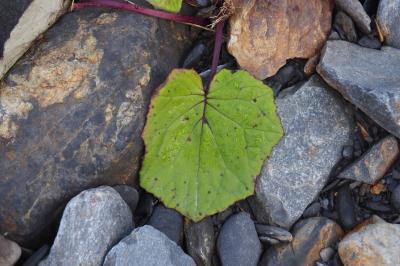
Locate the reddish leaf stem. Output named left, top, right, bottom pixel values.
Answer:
left=73, top=0, right=209, bottom=27
left=206, top=20, right=224, bottom=92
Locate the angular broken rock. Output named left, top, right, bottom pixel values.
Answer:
left=252, top=76, right=354, bottom=228
left=338, top=136, right=399, bottom=184
left=228, top=0, right=333, bottom=79
left=0, top=9, right=193, bottom=244
left=377, top=0, right=400, bottom=49
left=317, top=40, right=400, bottom=138
left=0, top=0, right=71, bottom=80
left=334, top=0, right=371, bottom=34
left=338, top=216, right=400, bottom=266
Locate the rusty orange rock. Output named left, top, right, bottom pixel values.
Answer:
left=228, top=0, right=333, bottom=79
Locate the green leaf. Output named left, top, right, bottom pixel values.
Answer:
left=146, top=0, right=182, bottom=13
left=140, top=69, right=283, bottom=221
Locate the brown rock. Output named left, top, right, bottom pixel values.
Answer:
left=338, top=216, right=400, bottom=266
left=228, top=0, right=333, bottom=79
left=259, top=217, right=344, bottom=266
left=0, top=235, right=21, bottom=266
left=0, top=8, right=193, bottom=245
left=338, top=136, right=399, bottom=184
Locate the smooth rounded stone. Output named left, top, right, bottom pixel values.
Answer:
left=260, top=217, right=343, bottom=266
left=217, top=212, right=262, bottom=266
left=252, top=76, right=354, bottom=228
left=227, top=0, right=333, bottom=79
left=103, top=225, right=195, bottom=266
left=0, top=0, right=70, bottom=79
left=390, top=184, right=400, bottom=212
left=22, top=245, right=49, bottom=266
left=339, top=216, right=400, bottom=266
left=113, top=185, right=139, bottom=214
left=357, top=35, right=382, bottom=49
left=318, top=41, right=400, bottom=138
left=39, top=186, right=133, bottom=266
left=320, top=247, right=335, bottom=262
left=134, top=192, right=157, bottom=226
left=334, top=11, right=358, bottom=42
left=302, top=202, right=321, bottom=218
left=0, top=8, right=193, bottom=244
left=182, top=42, right=206, bottom=68
left=184, top=218, right=215, bottom=266
left=147, top=204, right=183, bottom=245
left=0, top=235, right=21, bottom=266
left=336, top=185, right=357, bottom=230
left=377, top=0, right=400, bottom=49
left=334, top=0, right=371, bottom=33
left=255, top=224, right=292, bottom=245
left=337, top=136, right=399, bottom=184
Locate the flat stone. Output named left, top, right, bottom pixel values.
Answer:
left=147, top=204, right=183, bottom=245
left=0, top=8, right=193, bottom=244
left=377, top=0, right=400, bottom=48
left=338, top=136, right=399, bottom=184
left=260, top=217, right=343, bottom=266
left=339, top=216, right=400, bottom=266
left=184, top=218, right=215, bottom=266
left=217, top=212, right=262, bottom=266
left=335, top=0, right=371, bottom=33
left=252, top=76, right=354, bottom=228
left=228, top=0, right=333, bottom=79
left=103, top=225, right=195, bottom=266
left=317, top=40, right=400, bottom=138
left=0, top=235, right=21, bottom=266
left=39, top=186, right=133, bottom=266
left=0, top=0, right=71, bottom=79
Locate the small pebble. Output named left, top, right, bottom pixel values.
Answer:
left=358, top=35, right=381, bottom=49
left=0, top=235, right=21, bottom=266
left=255, top=224, right=292, bottom=244
left=390, top=185, right=400, bottom=211
left=334, top=11, right=358, bottom=42
left=302, top=202, right=321, bottom=218
left=336, top=185, right=357, bottom=230
left=320, top=247, right=335, bottom=262
left=342, top=145, right=354, bottom=160
left=182, top=43, right=206, bottom=68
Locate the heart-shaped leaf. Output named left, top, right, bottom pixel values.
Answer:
left=140, top=69, right=283, bottom=221
left=146, top=0, right=182, bottom=13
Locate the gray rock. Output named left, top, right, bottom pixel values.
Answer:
left=334, top=11, right=358, bottom=42
left=103, top=225, right=195, bottom=266
left=334, top=0, right=371, bottom=33
left=217, top=212, right=262, bottom=266
left=0, top=8, right=193, bottom=244
left=358, top=35, right=382, bottom=49
left=338, top=136, right=399, bottom=184
left=253, top=76, right=353, bottom=228
left=147, top=204, right=183, bottom=245
left=338, top=216, right=400, bottom=266
left=260, top=217, right=343, bottom=266
left=390, top=184, right=400, bottom=212
left=39, top=186, right=133, bottom=266
left=184, top=218, right=215, bottom=266
left=255, top=224, right=292, bottom=245
left=0, top=235, right=21, bottom=266
left=113, top=185, right=139, bottom=214
left=377, top=0, right=400, bottom=48
left=317, top=40, right=400, bottom=138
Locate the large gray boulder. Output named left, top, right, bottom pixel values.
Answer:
left=0, top=7, right=193, bottom=244
left=252, top=76, right=354, bottom=228
left=39, top=186, right=133, bottom=266
left=103, top=225, right=195, bottom=266
left=317, top=40, right=400, bottom=138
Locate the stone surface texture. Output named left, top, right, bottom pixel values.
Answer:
left=260, top=217, right=344, bottom=266
left=317, top=40, right=400, bottom=138
left=253, top=76, right=354, bottom=228
left=334, top=0, right=371, bottom=33
left=103, top=225, right=195, bottom=266
left=338, top=216, right=400, bottom=266
left=377, top=0, right=400, bottom=48
left=0, top=235, right=21, bottom=266
left=0, top=8, right=193, bottom=244
left=39, top=186, right=133, bottom=266
left=338, top=136, right=399, bottom=184
left=0, top=0, right=71, bottom=79
left=217, top=212, right=262, bottom=266
left=228, top=0, right=333, bottom=79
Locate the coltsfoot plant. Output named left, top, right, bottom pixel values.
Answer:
left=140, top=69, right=283, bottom=221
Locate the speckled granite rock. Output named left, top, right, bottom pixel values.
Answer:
left=317, top=40, right=400, bottom=138
left=103, top=225, right=195, bottom=266
left=0, top=8, right=193, bottom=244
left=252, top=76, right=354, bottom=228
left=39, top=186, right=133, bottom=266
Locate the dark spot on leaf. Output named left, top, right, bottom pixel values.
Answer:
left=208, top=190, right=211, bottom=194
left=187, top=137, right=192, bottom=142
left=176, top=203, right=180, bottom=207
left=220, top=173, right=224, bottom=177
left=253, top=124, right=258, bottom=128
left=252, top=98, right=257, bottom=103
left=260, top=111, right=266, bottom=116
left=183, top=116, right=189, bottom=121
